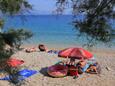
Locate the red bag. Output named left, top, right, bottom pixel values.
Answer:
left=68, top=65, right=78, bottom=76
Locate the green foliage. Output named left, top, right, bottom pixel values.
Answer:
left=0, top=0, right=32, bottom=15
left=0, top=28, right=33, bottom=60
left=0, top=28, right=33, bottom=85
left=57, top=0, right=115, bottom=47
left=0, top=19, right=4, bottom=29
left=2, top=29, right=33, bottom=49
left=0, top=0, right=32, bottom=85
left=0, top=35, right=13, bottom=59
left=0, top=0, right=32, bottom=52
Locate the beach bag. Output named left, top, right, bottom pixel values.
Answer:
left=68, top=65, right=78, bottom=76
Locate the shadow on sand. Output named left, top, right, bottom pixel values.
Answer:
left=39, top=67, right=51, bottom=77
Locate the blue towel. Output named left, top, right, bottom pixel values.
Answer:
left=0, top=69, right=38, bottom=81
left=82, top=64, right=90, bottom=72
left=47, top=50, right=60, bottom=54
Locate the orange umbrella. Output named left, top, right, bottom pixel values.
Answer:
left=58, top=47, right=93, bottom=60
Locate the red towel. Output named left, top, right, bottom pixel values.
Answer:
left=7, top=58, right=24, bottom=67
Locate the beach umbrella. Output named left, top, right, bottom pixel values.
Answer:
left=58, top=47, right=93, bottom=60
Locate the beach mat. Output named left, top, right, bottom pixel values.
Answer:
left=0, top=69, right=38, bottom=81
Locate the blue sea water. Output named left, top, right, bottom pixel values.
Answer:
left=3, top=15, right=115, bottom=49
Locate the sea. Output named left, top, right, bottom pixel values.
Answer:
left=3, top=15, right=115, bottom=49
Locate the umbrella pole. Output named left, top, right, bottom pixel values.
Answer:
left=67, top=56, right=69, bottom=62
left=66, top=56, right=69, bottom=65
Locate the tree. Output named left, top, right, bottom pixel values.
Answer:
left=0, top=0, right=32, bottom=58
left=0, top=0, right=32, bottom=85
left=0, top=0, right=32, bottom=15
left=56, top=0, right=115, bottom=47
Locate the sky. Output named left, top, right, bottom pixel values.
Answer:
left=28, top=0, right=71, bottom=15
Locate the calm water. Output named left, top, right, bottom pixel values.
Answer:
left=3, top=15, right=115, bottom=49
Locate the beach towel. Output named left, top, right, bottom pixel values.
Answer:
left=7, top=58, right=24, bottom=67
left=0, top=69, right=38, bottom=81
left=81, top=63, right=90, bottom=72
left=78, top=63, right=90, bottom=74
left=47, top=50, right=60, bottom=54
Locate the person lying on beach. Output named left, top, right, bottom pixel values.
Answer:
left=24, top=44, right=48, bottom=53
left=38, top=44, right=48, bottom=52
left=38, top=44, right=59, bottom=54
left=86, top=62, right=101, bottom=74
left=25, top=47, right=36, bottom=53
left=77, top=60, right=90, bottom=74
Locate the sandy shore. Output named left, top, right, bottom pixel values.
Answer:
left=0, top=46, right=115, bottom=86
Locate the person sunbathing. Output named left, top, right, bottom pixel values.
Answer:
left=86, top=62, right=101, bottom=74
left=77, top=60, right=90, bottom=74
left=25, top=47, right=36, bottom=53
left=25, top=44, right=48, bottom=53
left=38, top=44, right=59, bottom=54
left=38, top=44, right=49, bottom=52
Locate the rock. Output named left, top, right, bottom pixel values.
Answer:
left=105, top=66, right=111, bottom=71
